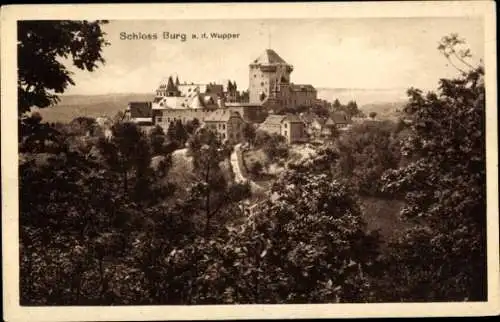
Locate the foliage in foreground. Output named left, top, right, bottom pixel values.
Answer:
left=379, top=42, right=486, bottom=301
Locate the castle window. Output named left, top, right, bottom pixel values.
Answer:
left=222, top=124, right=226, bottom=130
left=261, top=82, right=264, bottom=86
left=157, top=117, right=162, bottom=122
left=284, top=130, right=287, bottom=136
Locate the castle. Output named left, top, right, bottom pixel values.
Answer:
left=248, top=49, right=317, bottom=110
left=126, top=49, right=319, bottom=143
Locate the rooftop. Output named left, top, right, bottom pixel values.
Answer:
left=331, top=112, right=349, bottom=124
left=128, top=101, right=152, bottom=118
left=291, top=84, right=316, bottom=92
left=261, top=113, right=303, bottom=126
left=251, top=49, right=289, bottom=65
left=204, top=109, right=242, bottom=122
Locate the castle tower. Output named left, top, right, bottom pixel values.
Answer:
left=248, top=49, right=293, bottom=105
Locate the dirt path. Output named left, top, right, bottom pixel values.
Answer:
left=230, top=144, right=264, bottom=193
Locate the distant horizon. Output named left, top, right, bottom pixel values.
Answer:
left=59, top=86, right=412, bottom=97
left=50, top=87, right=411, bottom=111
left=61, top=18, right=484, bottom=96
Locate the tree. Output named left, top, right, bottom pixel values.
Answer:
left=346, top=100, right=360, bottom=118
left=185, top=118, right=201, bottom=136
left=369, top=112, right=377, bottom=119
left=262, top=133, right=289, bottom=162
left=186, top=165, right=381, bottom=303
left=19, top=113, right=66, bottom=153
left=254, top=130, right=271, bottom=147
left=150, top=125, right=167, bottom=155
left=166, top=120, right=189, bottom=147
left=332, top=99, right=342, bottom=111
left=241, top=122, right=256, bottom=145
left=334, top=120, right=401, bottom=196
left=97, top=122, right=152, bottom=198
left=67, top=116, right=97, bottom=136
left=249, top=161, right=263, bottom=177
left=187, top=128, right=249, bottom=233
left=380, top=34, right=486, bottom=301
left=312, top=105, right=330, bottom=118
left=240, top=90, right=250, bottom=103
left=17, top=20, right=109, bottom=116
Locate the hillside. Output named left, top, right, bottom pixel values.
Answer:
left=317, top=87, right=408, bottom=120
left=34, top=93, right=154, bottom=123
left=360, top=101, right=407, bottom=120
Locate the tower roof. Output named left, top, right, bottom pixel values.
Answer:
left=252, top=49, right=288, bottom=65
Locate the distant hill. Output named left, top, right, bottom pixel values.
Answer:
left=34, top=88, right=408, bottom=123
left=34, top=93, right=154, bottom=123
left=316, top=87, right=409, bottom=106
left=317, top=87, right=408, bottom=120
left=360, top=101, right=407, bottom=120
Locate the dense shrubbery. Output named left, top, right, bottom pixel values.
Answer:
left=378, top=60, right=486, bottom=301
left=254, top=131, right=289, bottom=163
left=333, top=120, right=407, bottom=197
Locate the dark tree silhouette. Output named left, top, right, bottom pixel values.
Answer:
left=380, top=34, right=486, bottom=301
left=17, top=20, right=109, bottom=115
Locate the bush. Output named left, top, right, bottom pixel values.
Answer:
left=249, top=161, right=263, bottom=177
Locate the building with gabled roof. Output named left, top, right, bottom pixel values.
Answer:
left=258, top=113, right=306, bottom=144
left=204, top=109, right=245, bottom=142
left=126, top=102, right=153, bottom=125
left=331, top=112, right=350, bottom=128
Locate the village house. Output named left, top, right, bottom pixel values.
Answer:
left=203, top=109, right=245, bottom=142
left=127, top=102, right=154, bottom=126
left=320, top=117, right=338, bottom=137
left=258, top=114, right=307, bottom=144
left=300, top=112, right=340, bottom=139
left=331, top=112, right=350, bottom=129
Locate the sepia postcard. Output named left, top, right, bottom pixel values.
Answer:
left=1, top=1, right=499, bottom=321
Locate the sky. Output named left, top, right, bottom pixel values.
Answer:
left=64, top=17, right=484, bottom=95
